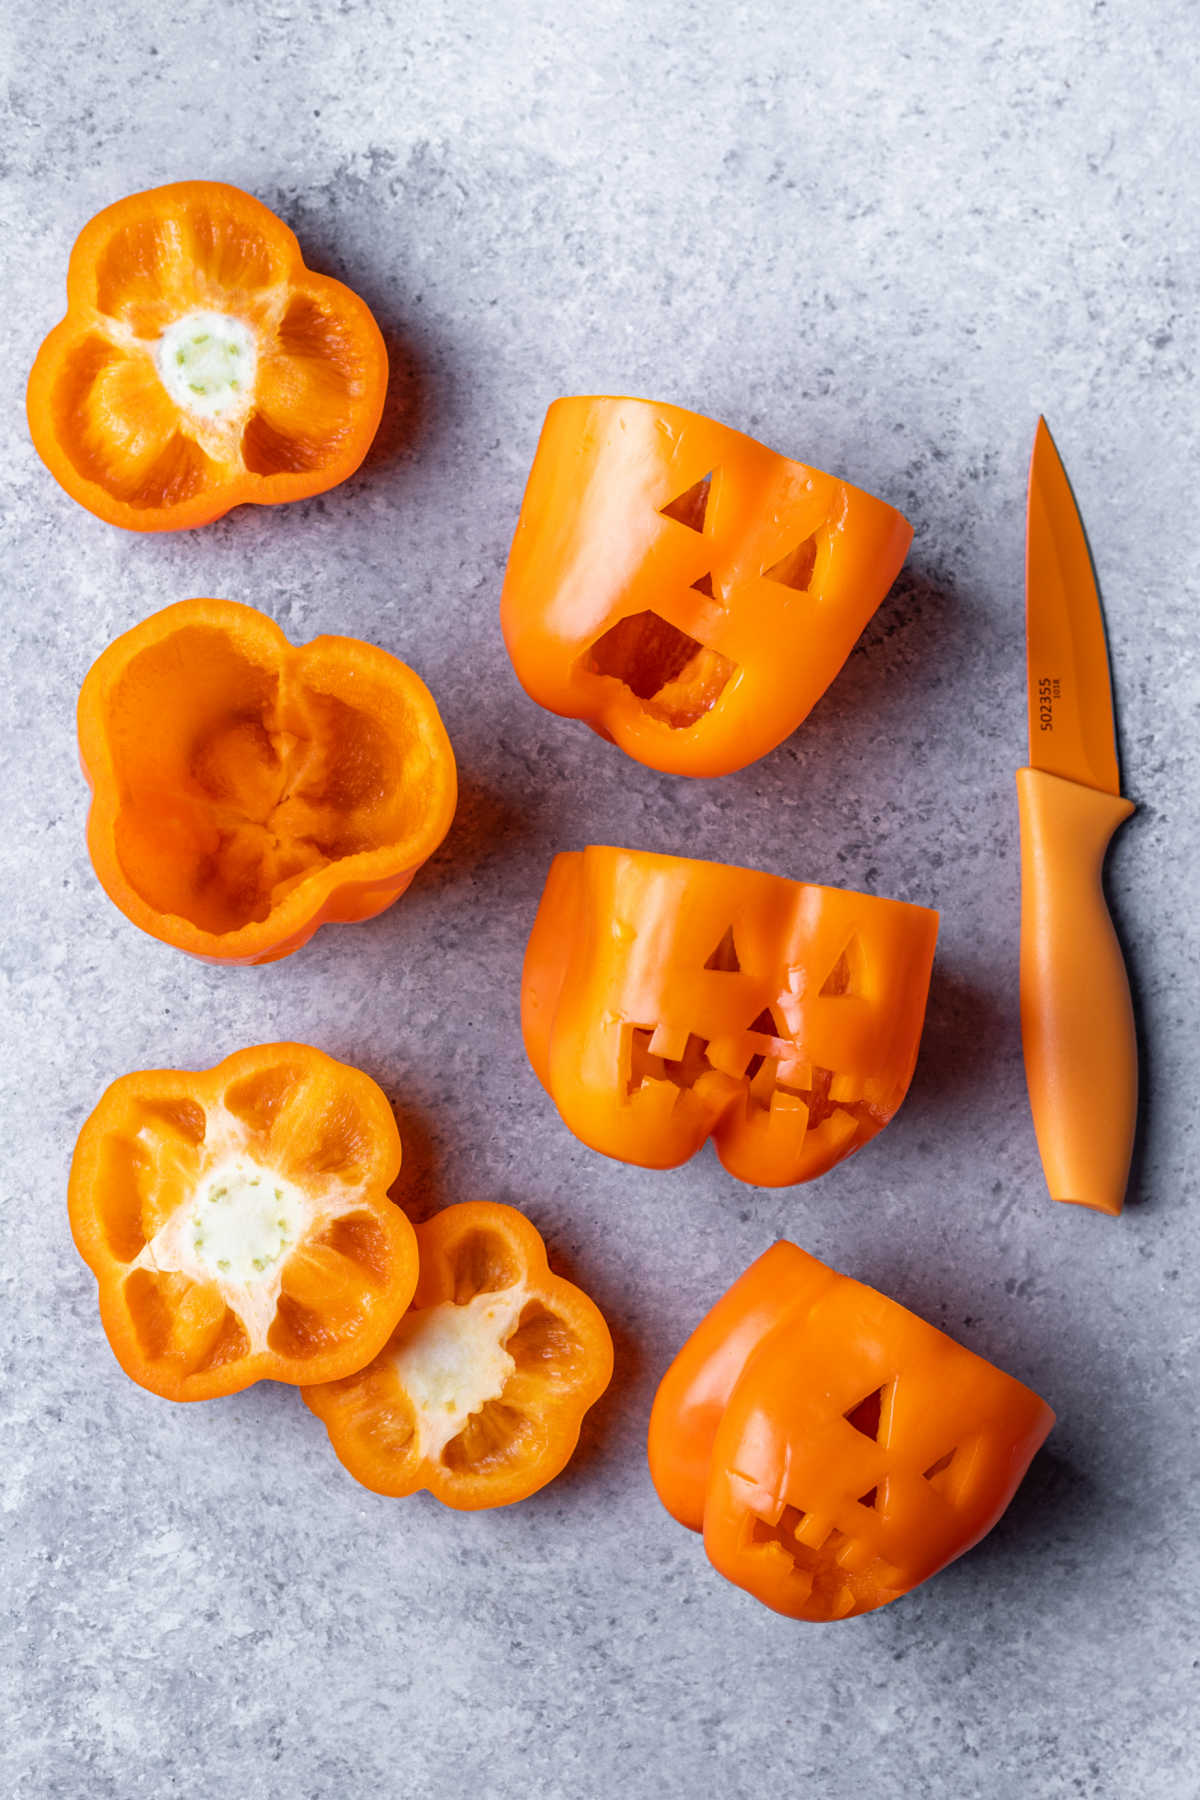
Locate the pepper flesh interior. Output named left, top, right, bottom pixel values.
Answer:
left=130, top=1151, right=327, bottom=1354
left=389, top=1285, right=528, bottom=1461
left=106, top=625, right=435, bottom=935
left=184, top=1156, right=305, bottom=1281
left=586, top=610, right=737, bottom=729
left=155, top=311, right=258, bottom=421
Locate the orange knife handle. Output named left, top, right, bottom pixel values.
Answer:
left=1016, top=767, right=1137, bottom=1216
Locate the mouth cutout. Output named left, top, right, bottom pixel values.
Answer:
left=584, top=609, right=738, bottom=729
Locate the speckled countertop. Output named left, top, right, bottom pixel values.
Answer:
left=3, top=2, right=1198, bottom=1796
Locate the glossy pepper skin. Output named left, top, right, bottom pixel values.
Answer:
left=500, top=396, right=913, bottom=777
left=69, top=1044, right=419, bottom=1403
left=78, top=597, right=457, bottom=965
left=27, top=181, right=387, bottom=531
left=304, top=1202, right=613, bottom=1509
left=648, top=1243, right=1055, bottom=1621
left=523, top=847, right=938, bottom=1187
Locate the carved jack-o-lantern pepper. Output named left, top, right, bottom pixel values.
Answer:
left=522, top=847, right=938, bottom=1187
left=648, top=1243, right=1055, bottom=1621
left=500, top=396, right=913, bottom=777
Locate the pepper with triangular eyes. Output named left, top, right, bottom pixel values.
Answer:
left=649, top=1242, right=1054, bottom=1620
left=522, top=846, right=938, bottom=1187
left=500, top=396, right=913, bottom=777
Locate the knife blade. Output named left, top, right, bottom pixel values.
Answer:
left=1016, top=417, right=1137, bottom=1215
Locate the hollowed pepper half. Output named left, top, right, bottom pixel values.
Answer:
left=648, top=1243, right=1055, bottom=1621
left=27, top=181, right=388, bottom=531
left=522, top=847, right=938, bottom=1187
left=500, top=396, right=913, bottom=777
left=78, top=597, right=457, bottom=964
left=68, top=1044, right=419, bottom=1402
left=304, top=1202, right=613, bottom=1509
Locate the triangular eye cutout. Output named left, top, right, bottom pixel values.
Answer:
left=923, top=1449, right=956, bottom=1483
left=820, top=937, right=863, bottom=998
left=747, top=1005, right=787, bottom=1039
left=857, top=1486, right=880, bottom=1510
left=704, top=927, right=741, bottom=973
left=690, top=572, right=716, bottom=597
left=845, top=1385, right=887, bottom=1441
left=762, top=533, right=818, bottom=591
left=660, top=472, right=712, bottom=534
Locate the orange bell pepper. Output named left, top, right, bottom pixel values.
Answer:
left=648, top=1243, right=1055, bottom=1621
left=500, top=396, right=912, bottom=777
left=27, top=181, right=387, bottom=532
left=69, top=1043, right=419, bottom=1403
left=304, top=1202, right=613, bottom=1509
left=78, top=597, right=457, bottom=964
left=523, top=847, right=938, bottom=1186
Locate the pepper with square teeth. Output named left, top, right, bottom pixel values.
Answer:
left=522, top=847, right=938, bottom=1187
left=648, top=1243, right=1055, bottom=1620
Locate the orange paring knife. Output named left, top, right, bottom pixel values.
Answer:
left=1017, top=418, right=1137, bottom=1216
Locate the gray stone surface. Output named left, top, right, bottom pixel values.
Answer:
left=2, top=1, right=1198, bottom=1795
